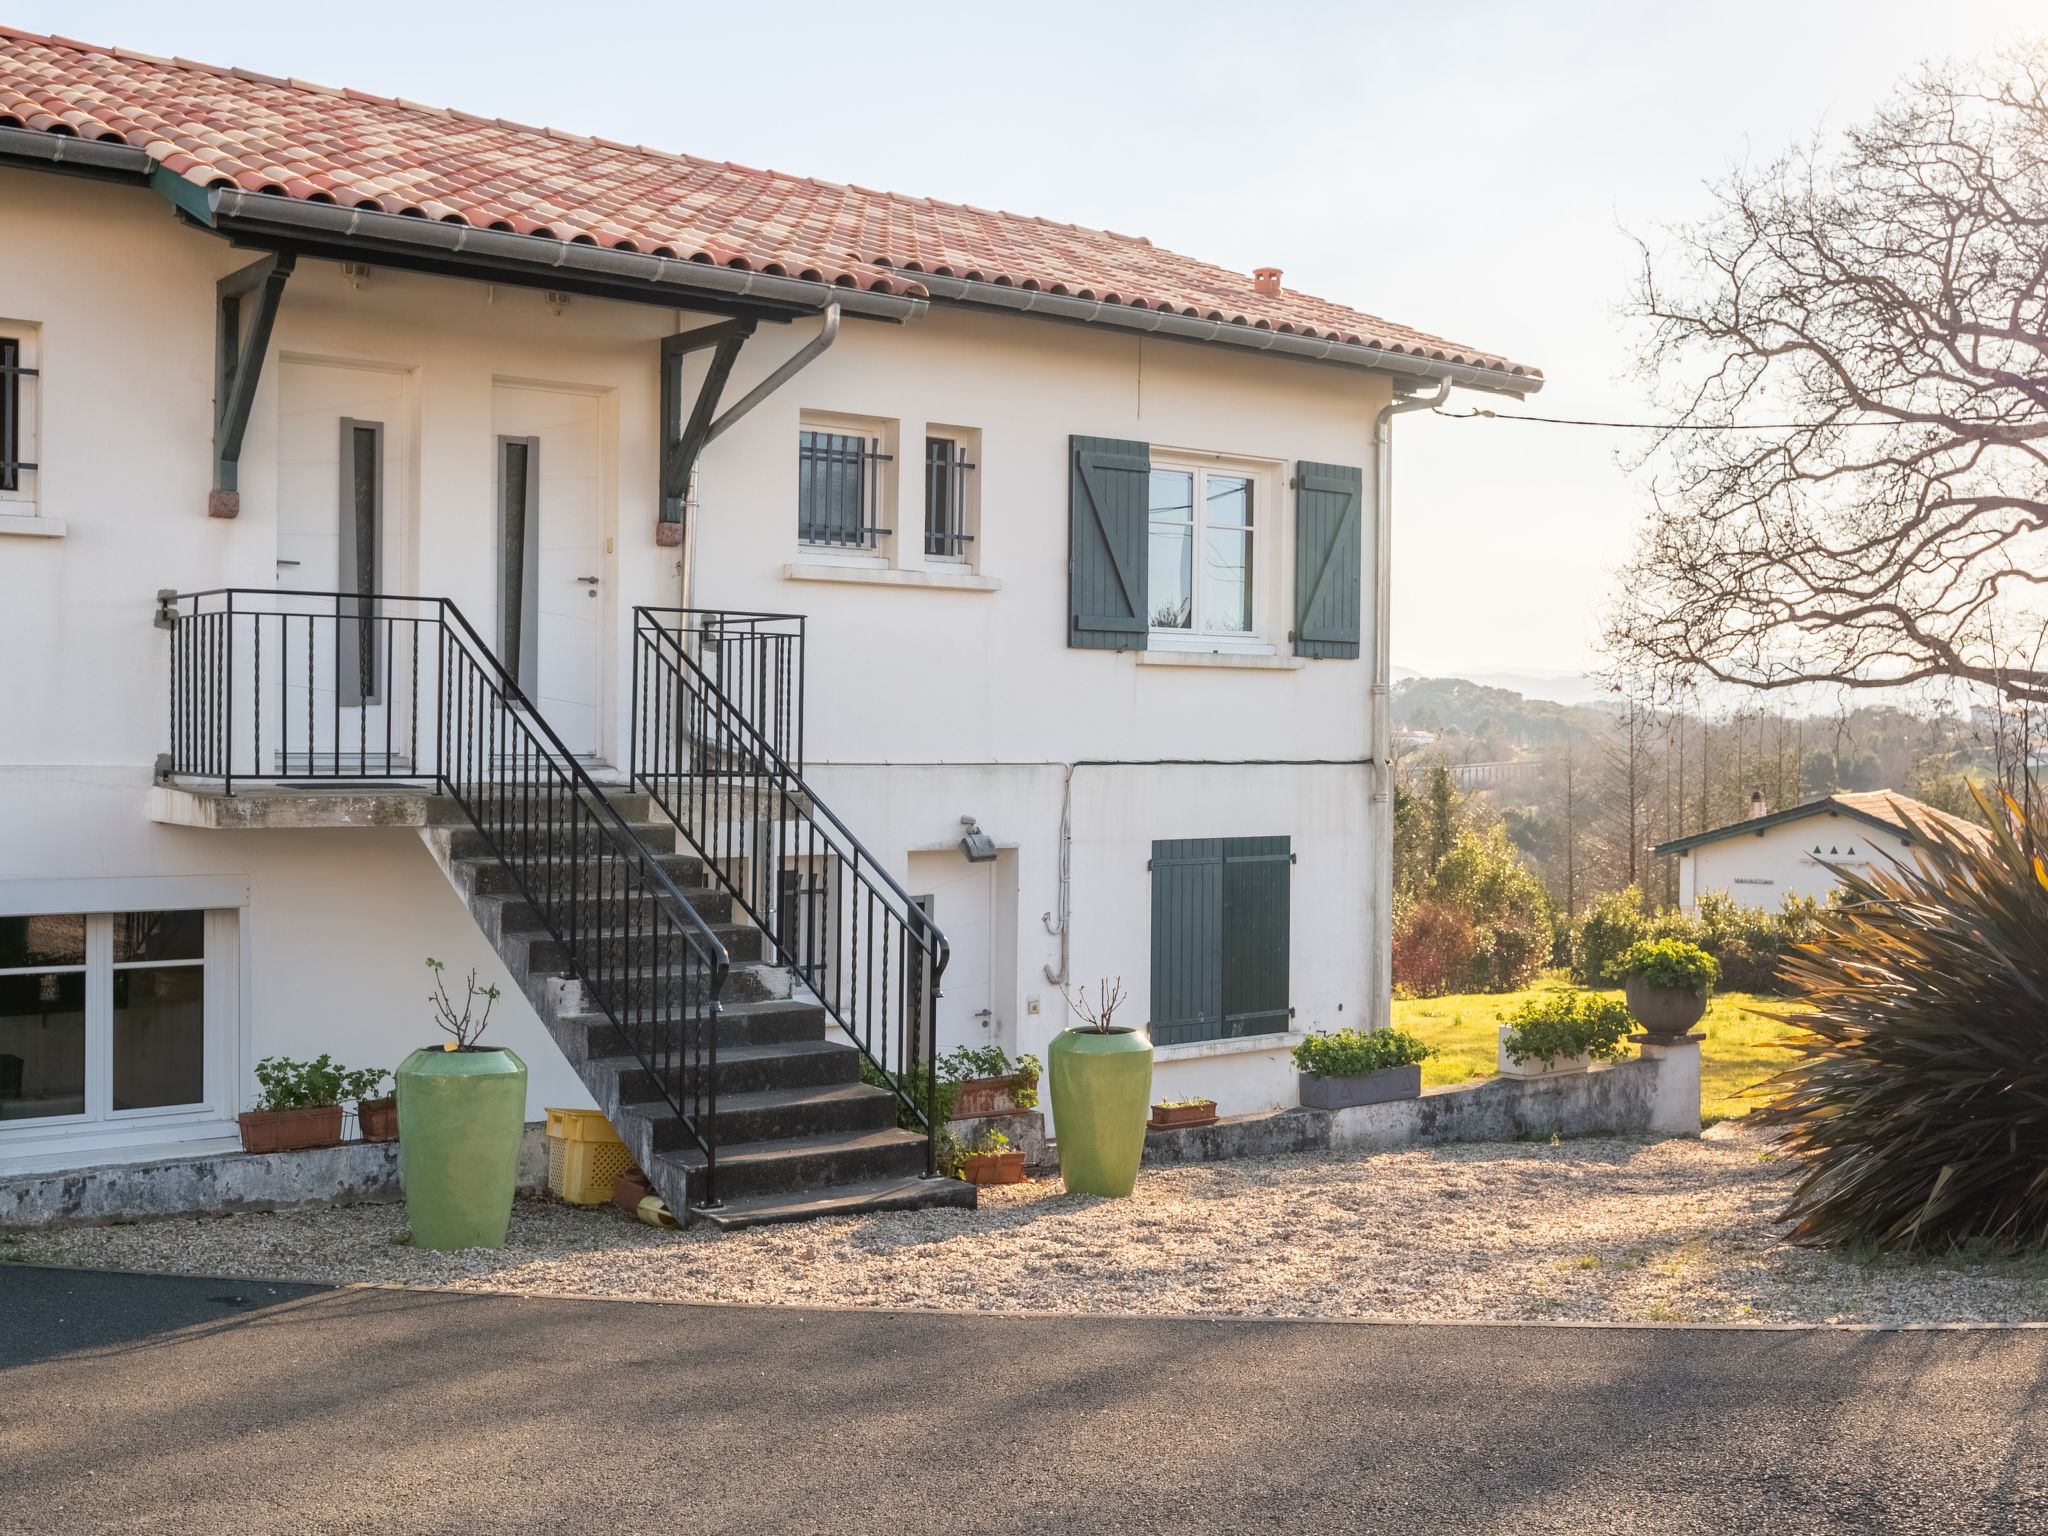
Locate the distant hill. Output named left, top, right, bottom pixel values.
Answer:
left=1393, top=665, right=1609, bottom=706
left=1392, top=675, right=1610, bottom=748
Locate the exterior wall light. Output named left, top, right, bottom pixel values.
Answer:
left=959, top=816, right=997, bottom=863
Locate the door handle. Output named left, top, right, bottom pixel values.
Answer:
left=576, top=576, right=600, bottom=584
left=275, top=559, right=301, bottom=567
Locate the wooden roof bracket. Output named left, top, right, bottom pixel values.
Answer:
left=210, top=251, right=295, bottom=518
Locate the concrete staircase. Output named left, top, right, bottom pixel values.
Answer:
left=420, top=791, right=975, bottom=1228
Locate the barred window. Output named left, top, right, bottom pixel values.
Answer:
left=797, top=429, right=891, bottom=549
left=1, top=333, right=38, bottom=498
left=923, top=435, right=977, bottom=559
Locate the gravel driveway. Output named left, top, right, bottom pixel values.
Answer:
left=11, top=1126, right=2047, bottom=1326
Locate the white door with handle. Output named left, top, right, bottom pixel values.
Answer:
left=907, top=852, right=997, bottom=1056
left=491, top=384, right=606, bottom=758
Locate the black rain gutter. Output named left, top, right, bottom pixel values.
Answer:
left=906, top=271, right=1543, bottom=398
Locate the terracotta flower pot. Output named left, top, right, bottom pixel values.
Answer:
left=961, top=1149, right=1027, bottom=1186
left=357, top=1097, right=399, bottom=1143
left=951, top=1073, right=1031, bottom=1120
left=237, top=1104, right=345, bottom=1154
left=1148, top=1100, right=1218, bottom=1131
left=612, top=1166, right=656, bottom=1215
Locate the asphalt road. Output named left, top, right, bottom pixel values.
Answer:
left=4, top=1266, right=2048, bottom=1535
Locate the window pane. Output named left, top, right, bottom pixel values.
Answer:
left=1, top=336, right=18, bottom=494
left=501, top=440, right=530, bottom=676
left=0, top=969, right=86, bottom=1120
left=351, top=425, right=379, bottom=596
left=114, top=910, right=204, bottom=964
left=113, top=966, right=206, bottom=1112
left=1203, top=528, right=1253, bottom=633
left=1207, top=474, right=1252, bottom=528
left=799, top=430, right=870, bottom=546
left=1149, top=523, right=1193, bottom=629
left=0, top=914, right=84, bottom=970
left=1148, top=468, right=1194, bottom=523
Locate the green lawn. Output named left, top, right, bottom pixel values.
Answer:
left=1391, top=975, right=1806, bottom=1125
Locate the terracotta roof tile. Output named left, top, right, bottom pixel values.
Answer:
left=0, top=24, right=1540, bottom=382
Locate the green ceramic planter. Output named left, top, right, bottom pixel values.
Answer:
left=1048, top=1026, right=1153, bottom=1197
left=395, top=1046, right=527, bottom=1251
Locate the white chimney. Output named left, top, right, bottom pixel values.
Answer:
left=1749, top=788, right=1767, bottom=820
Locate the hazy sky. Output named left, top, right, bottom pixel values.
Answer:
left=20, top=0, right=2038, bottom=678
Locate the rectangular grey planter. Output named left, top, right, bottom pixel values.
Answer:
left=1298, top=1064, right=1422, bottom=1110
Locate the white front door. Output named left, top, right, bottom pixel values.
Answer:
left=491, top=385, right=606, bottom=758
left=274, top=360, right=406, bottom=773
left=907, top=852, right=997, bottom=1055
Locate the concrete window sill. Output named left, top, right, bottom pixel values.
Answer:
left=1137, top=648, right=1303, bottom=672
left=1153, top=1030, right=1307, bottom=1063
left=0, top=511, right=64, bottom=538
left=783, top=562, right=1000, bottom=593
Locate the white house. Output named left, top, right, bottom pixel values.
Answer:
left=0, top=26, right=1540, bottom=1219
left=1654, top=790, right=1987, bottom=913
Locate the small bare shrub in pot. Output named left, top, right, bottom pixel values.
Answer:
left=1616, top=939, right=1719, bottom=1041
left=1292, top=1027, right=1434, bottom=1109
left=1498, top=992, right=1634, bottom=1079
left=238, top=1054, right=350, bottom=1153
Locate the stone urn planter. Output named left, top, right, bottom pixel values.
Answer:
left=1298, top=1063, right=1423, bottom=1110
left=237, top=1104, right=344, bottom=1154
left=1148, top=1098, right=1219, bottom=1131
left=1497, top=1026, right=1592, bottom=1080
left=356, top=1096, right=399, bottom=1143
left=1049, top=1024, right=1152, bottom=1197
left=1624, top=977, right=1709, bottom=1041
left=396, top=1045, right=527, bottom=1251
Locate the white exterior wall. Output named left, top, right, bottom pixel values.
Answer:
left=1675, top=813, right=1921, bottom=911
left=0, top=168, right=1387, bottom=1165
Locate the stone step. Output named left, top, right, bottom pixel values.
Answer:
left=557, top=998, right=828, bottom=1064
left=704, top=1036, right=864, bottom=1095
left=656, top=1125, right=930, bottom=1202
left=610, top=1078, right=898, bottom=1152
left=442, top=818, right=680, bottom=862
left=694, top=1173, right=977, bottom=1230
left=427, top=790, right=655, bottom=826
left=488, top=883, right=734, bottom=929
left=457, top=848, right=706, bottom=897
left=517, top=921, right=762, bottom=973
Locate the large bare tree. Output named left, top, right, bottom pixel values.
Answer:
left=1609, top=45, right=2048, bottom=704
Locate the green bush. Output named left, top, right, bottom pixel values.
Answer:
left=1569, top=887, right=1648, bottom=985
left=1500, top=992, right=1635, bottom=1066
left=935, top=1044, right=1041, bottom=1109
left=1293, top=1026, right=1435, bottom=1078
left=252, top=1054, right=350, bottom=1112
left=1615, top=938, right=1720, bottom=993
left=1762, top=790, right=2048, bottom=1251
left=1569, top=888, right=1820, bottom=994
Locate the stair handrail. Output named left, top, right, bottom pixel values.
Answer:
left=161, top=587, right=733, bottom=1203
left=632, top=606, right=947, bottom=1156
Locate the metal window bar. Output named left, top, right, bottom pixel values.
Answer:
left=632, top=606, right=946, bottom=1162
left=158, top=588, right=734, bottom=1205
left=923, top=437, right=976, bottom=558
left=797, top=430, right=893, bottom=549
left=1, top=342, right=36, bottom=491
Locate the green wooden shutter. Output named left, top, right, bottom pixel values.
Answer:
left=1293, top=461, right=1364, bottom=659
left=1150, top=839, right=1222, bottom=1045
left=1222, top=836, right=1291, bottom=1036
left=1070, top=435, right=1150, bottom=650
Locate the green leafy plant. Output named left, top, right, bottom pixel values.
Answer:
left=1500, top=991, right=1634, bottom=1067
left=1615, top=939, right=1720, bottom=994
left=425, top=957, right=501, bottom=1049
left=341, top=1066, right=391, bottom=1104
left=860, top=1058, right=961, bottom=1128
left=1761, top=788, right=2048, bottom=1252
left=963, top=1127, right=1012, bottom=1159
left=935, top=1044, right=1042, bottom=1109
left=1292, top=1027, right=1435, bottom=1078
left=252, top=1054, right=349, bottom=1112
left=1154, top=1097, right=1215, bottom=1110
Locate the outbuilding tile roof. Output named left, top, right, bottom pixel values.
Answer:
left=1653, top=790, right=1992, bottom=857
left=0, top=23, right=1540, bottom=384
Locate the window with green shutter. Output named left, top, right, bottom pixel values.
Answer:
left=1293, top=460, right=1364, bottom=659
left=1150, top=836, right=1291, bottom=1045
left=1069, top=435, right=1150, bottom=650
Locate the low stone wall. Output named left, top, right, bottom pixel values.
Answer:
left=1144, top=1044, right=1700, bottom=1168
left=1, top=1124, right=551, bottom=1232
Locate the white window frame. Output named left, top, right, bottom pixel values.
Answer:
left=0, top=877, right=245, bottom=1168
left=921, top=424, right=982, bottom=569
left=1147, top=452, right=1278, bottom=654
left=0, top=320, right=48, bottom=531
left=796, top=410, right=898, bottom=565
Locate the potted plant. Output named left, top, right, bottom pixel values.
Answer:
left=958, top=1127, right=1028, bottom=1186
left=1293, top=1026, right=1435, bottom=1109
left=941, top=1045, right=1042, bottom=1119
left=1049, top=977, right=1152, bottom=1197
left=1616, top=938, right=1720, bottom=1041
left=1498, top=991, right=1635, bottom=1079
left=238, top=1055, right=349, bottom=1153
left=347, top=1066, right=397, bottom=1143
left=1148, top=1096, right=1219, bottom=1130
left=396, top=959, right=527, bottom=1251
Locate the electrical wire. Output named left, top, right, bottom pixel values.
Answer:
left=1434, top=407, right=1901, bottom=431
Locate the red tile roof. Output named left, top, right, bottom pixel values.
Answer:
left=0, top=25, right=1540, bottom=385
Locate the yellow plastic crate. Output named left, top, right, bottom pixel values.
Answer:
left=545, top=1107, right=637, bottom=1205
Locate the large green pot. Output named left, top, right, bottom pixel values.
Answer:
left=1048, top=1026, right=1153, bottom=1197
left=395, top=1046, right=527, bottom=1251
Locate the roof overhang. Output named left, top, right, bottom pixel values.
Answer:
left=1652, top=800, right=1923, bottom=858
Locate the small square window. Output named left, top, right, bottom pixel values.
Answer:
left=0, top=326, right=40, bottom=504
left=797, top=425, right=892, bottom=550
left=923, top=433, right=979, bottom=560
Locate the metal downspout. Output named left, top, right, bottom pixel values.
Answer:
left=1369, top=378, right=1449, bottom=1030
left=680, top=304, right=845, bottom=608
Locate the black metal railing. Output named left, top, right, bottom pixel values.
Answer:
left=160, top=588, right=735, bottom=1203
left=632, top=606, right=945, bottom=1163
left=634, top=609, right=806, bottom=775
left=797, top=428, right=892, bottom=550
